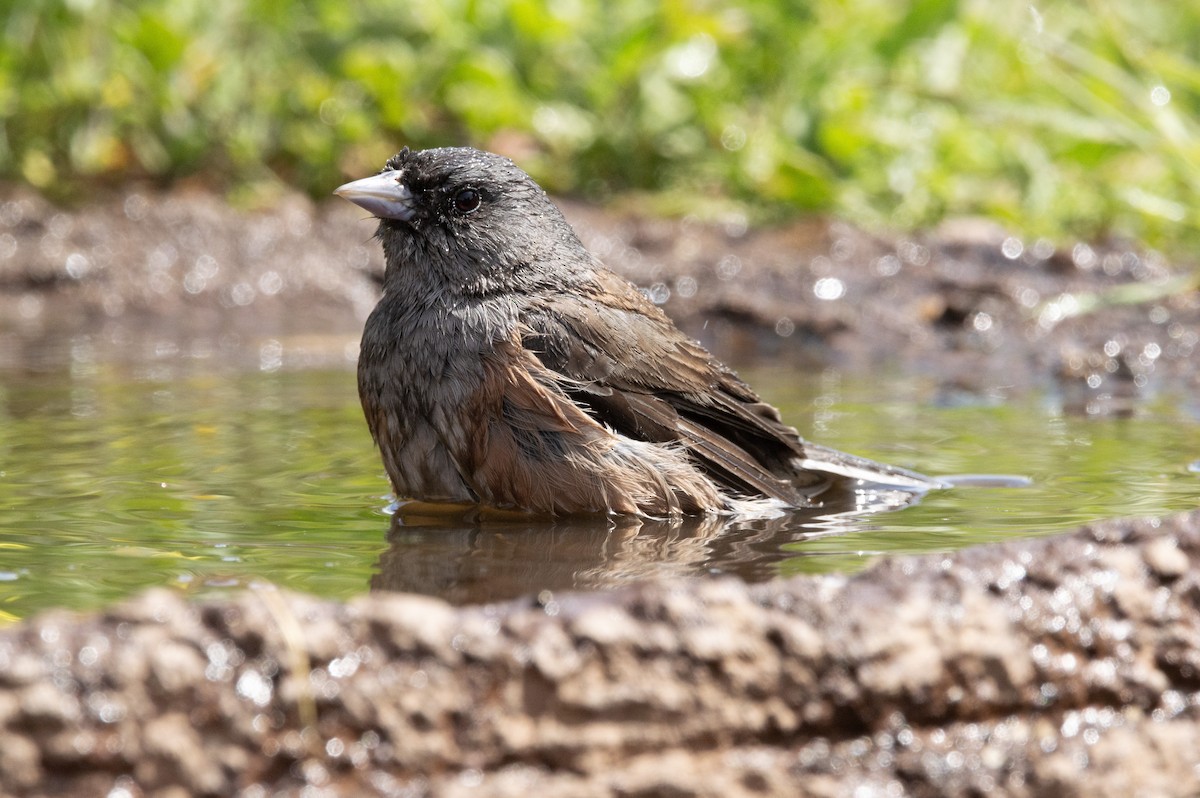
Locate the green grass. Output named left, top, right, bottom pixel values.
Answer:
left=2, top=0, right=1198, bottom=251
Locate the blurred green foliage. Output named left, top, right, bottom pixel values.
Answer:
left=1, top=0, right=1198, bottom=248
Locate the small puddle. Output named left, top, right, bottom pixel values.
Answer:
left=1, top=358, right=1197, bottom=621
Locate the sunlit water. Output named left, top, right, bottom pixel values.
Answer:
left=1, top=356, right=1197, bottom=621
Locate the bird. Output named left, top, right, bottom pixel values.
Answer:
left=335, top=146, right=939, bottom=517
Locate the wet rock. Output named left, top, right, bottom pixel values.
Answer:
left=2, top=511, right=1200, bottom=796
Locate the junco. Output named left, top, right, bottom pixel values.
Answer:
left=336, top=147, right=937, bottom=516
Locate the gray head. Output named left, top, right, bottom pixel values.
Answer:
left=336, top=147, right=588, bottom=298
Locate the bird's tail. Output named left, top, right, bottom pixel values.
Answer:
left=795, top=441, right=945, bottom=492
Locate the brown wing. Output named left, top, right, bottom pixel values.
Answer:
left=458, top=337, right=725, bottom=516
left=522, top=269, right=830, bottom=505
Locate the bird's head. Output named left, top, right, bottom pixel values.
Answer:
left=336, top=147, right=586, bottom=298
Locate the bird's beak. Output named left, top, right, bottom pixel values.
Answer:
left=334, top=171, right=417, bottom=222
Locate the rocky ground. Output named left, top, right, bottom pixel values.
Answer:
left=2, top=511, right=1200, bottom=797
left=1, top=186, right=1199, bottom=795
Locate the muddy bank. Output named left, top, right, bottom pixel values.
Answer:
left=1, top=185, right=1196, bottom=406
left=3, top=510, right=1200, bottom=796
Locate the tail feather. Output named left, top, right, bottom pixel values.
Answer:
left=796, top=441, right=943, bottom=491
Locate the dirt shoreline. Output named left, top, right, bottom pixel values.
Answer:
left=3, top=510, right=1200, bottom=796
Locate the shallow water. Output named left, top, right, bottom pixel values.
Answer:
left=1, top=354, right=1197, bottom=621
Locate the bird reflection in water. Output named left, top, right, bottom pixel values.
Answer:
left=371, top=484, right=926, bottom=605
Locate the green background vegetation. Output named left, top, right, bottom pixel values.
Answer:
left=2, top=0, right=1198, bottom=249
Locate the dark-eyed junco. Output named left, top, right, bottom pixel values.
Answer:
left=336, top=147, right=937, bottom=516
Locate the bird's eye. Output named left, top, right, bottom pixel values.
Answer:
left=453, top=188, right=481, bottom=215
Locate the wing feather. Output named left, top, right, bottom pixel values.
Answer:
left=521, top=270, right=829, bottom=501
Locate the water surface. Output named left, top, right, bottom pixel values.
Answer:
left=1, top=354, right=1197, bottom=621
